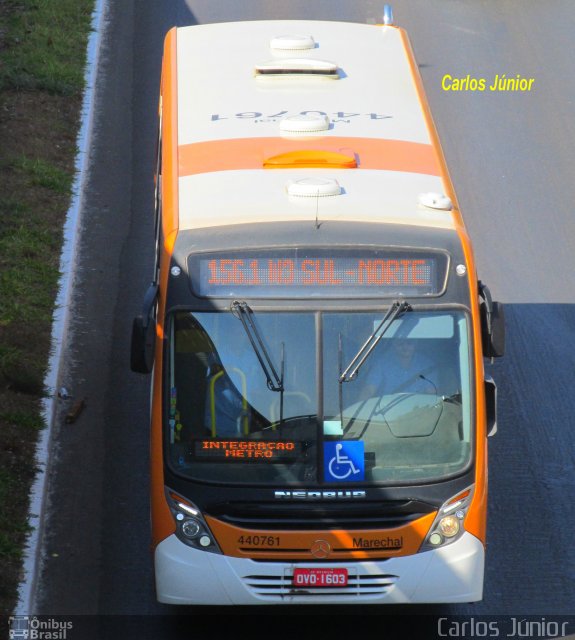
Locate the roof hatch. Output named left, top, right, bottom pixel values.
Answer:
left=270, top=35, right=316, bottom=50
left=287, top=178, right=342, bottom=197
left=254, top=58, right=339, bottom=78
left=280, top=114, right=330, bottom=134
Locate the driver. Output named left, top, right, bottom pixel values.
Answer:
left=361, top=338, right=440, bottom=398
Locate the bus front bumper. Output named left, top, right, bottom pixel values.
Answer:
left=154, top=531, right=484, bottom=605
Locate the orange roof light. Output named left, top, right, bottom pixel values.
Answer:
left=264, top=150, right=357, bottom=169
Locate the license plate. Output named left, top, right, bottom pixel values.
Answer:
left=292, top=568, right=348, bottom=587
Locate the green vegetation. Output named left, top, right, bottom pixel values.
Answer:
left=0, top=0, right=94, bottom=620
left=10, top=155, right=73, bottom=193
left=0, top=0, right=92, bottom=95
left=0, top=469, right=33, bottom=560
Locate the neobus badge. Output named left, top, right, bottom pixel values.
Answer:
left=274, top=490, right=367, bottom=500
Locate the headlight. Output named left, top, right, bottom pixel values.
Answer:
left=419, top=486, right=473, bottom=551
left=165, top=489, right=222, bottom=554
left=438, top=515, right=460, bottom=538
left=181, top=518, right=201, bottom=539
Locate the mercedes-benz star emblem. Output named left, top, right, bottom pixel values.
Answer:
left=310, top=539, right=331, bottom=559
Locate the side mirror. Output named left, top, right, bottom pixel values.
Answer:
left=479, top=282, right=505, bottom=359
left=487, top=301, right=505, bottom=358
left=130, top=284, right=159, bottom=374
left=484, top=375, right=498, bottom=437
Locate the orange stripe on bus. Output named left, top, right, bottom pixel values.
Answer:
left=178, top=137, right=440, bottom=177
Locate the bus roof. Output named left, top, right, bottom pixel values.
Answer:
left=165, top=20, right=459, bottom=233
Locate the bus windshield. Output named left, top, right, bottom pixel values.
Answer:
left=166, top=309, right=472, bottom=485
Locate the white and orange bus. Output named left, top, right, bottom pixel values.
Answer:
left=131, top=8, right=504, bottom=605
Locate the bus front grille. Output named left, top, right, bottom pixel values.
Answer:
left=207, top=500, right=435, bottom=531
left=242, top=572, right=398, bottom=599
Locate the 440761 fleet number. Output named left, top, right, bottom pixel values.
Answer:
left=237, top=535, right=281, bottom=547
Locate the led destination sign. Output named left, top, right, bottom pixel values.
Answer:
left=190, top=249, right=447, bottom=298
left=194, top=439, right=301, bottom=462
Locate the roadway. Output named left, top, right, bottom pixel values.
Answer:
left=33, top=0, right=575, bottom=627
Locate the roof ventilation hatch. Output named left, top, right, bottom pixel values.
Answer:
left=270, top=35, right=315, bottom=50
left=287, top=178, right=342, bottom=198
left=255, top=59, right=339, bottom=78
left=280, top=114, right=330, bottom=134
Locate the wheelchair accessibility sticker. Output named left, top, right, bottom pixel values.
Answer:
left=324, top=441, right=364, bottom=482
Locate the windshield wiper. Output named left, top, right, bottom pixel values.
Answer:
left=230, top=300, right=284, bottom=393
left=339, top=300, right=411, bottom=383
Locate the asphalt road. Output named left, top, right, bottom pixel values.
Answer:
left=33, top=0, right=575, bottom=625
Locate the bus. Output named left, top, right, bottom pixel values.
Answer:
left=131, top=8, right=505, bottom=605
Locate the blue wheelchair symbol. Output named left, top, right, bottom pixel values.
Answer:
left=324, top=441, right=364, bottom=482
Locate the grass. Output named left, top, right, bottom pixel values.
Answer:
left=9, top=155, right=73, bottom=193
left=0, top=0, right=95, bottom=622
left=0, top=0, right=92, bottom=95
left=0, top=171, right=65, bottom=329
left=0, top=411, right=44, bottom=431
left=0, top=470, right=33, bottom=560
